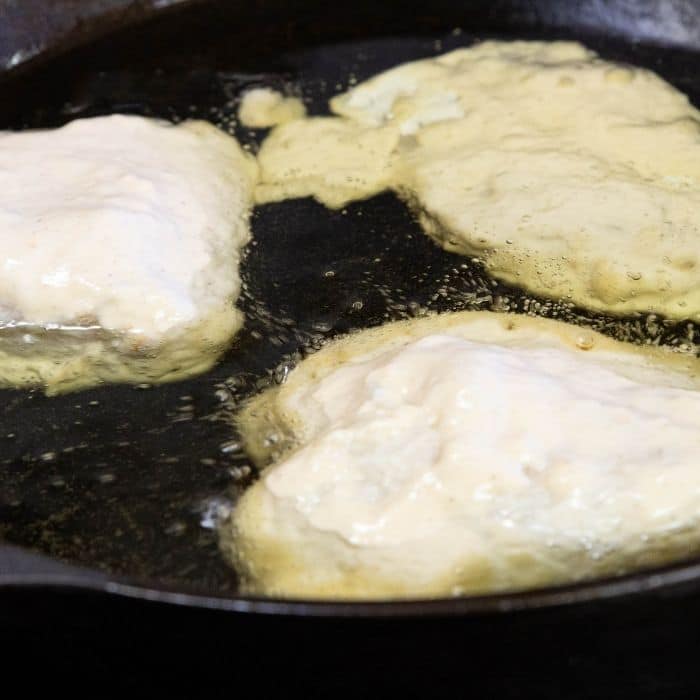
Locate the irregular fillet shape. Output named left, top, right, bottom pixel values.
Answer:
left=256, top=41, right=700, bottom=321
left=226, top=311, right=700, bottom=599
left=0, top=115, right=258, bottom=393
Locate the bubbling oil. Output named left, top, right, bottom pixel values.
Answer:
left=4, top=34, right=700, bottom=595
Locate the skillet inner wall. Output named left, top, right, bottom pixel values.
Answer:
left=1, top=2, right=700, bottom=597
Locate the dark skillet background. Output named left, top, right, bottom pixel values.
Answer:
left=2, top=0, right=700, bottom=695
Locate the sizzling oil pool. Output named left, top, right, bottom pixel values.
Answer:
left=1, top=31, right=700, bottom=595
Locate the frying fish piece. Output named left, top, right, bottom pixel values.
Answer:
left=256, top=41, right=700, bottom=321
left=226, top=311, right=700, bottom=599
left=0, top=114, right=257, bottom=393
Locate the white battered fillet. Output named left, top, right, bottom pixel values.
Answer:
left=0, top=115, right=257, bottom=393
left=227, top=312, right=700, bottom=599
left=256, top=41, right=700, bottom=321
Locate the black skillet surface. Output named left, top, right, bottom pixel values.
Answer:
left=2, top=0, right=700, bottom=694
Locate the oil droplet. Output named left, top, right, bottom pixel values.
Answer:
left=229, top=464, right=252, bottom=480
left=215, top=388, right=230, bottom=402
left=165, top=521, right=187, bottom=536
left=274, top=363, right=291, bottom=384
left=311, top=320, right=333, bottom=332
left=199, top=497, right=232, bottom=529
left=576, top=333, right=595, bottom=350
left=220, top=440, right=241, bottom=454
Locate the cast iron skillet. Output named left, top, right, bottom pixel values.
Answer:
left=1, top=0, right=700, bottom=620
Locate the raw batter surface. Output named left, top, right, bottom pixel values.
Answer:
left=0, top=114, right=257, bottom=393
left=256, top=41, right=700, bottom=321
left=227, top=311, right=700, bottom=599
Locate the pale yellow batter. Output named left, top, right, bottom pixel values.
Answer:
left=255, top=41, right=700, bottom=321
left=238, top=88, right=306, bottom=129
left=226, top=311, right=700, bottom=599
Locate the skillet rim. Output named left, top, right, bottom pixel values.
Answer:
left=3, top=0, right=700, bottom=617
left=4, top=546, right=700, bottom=617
